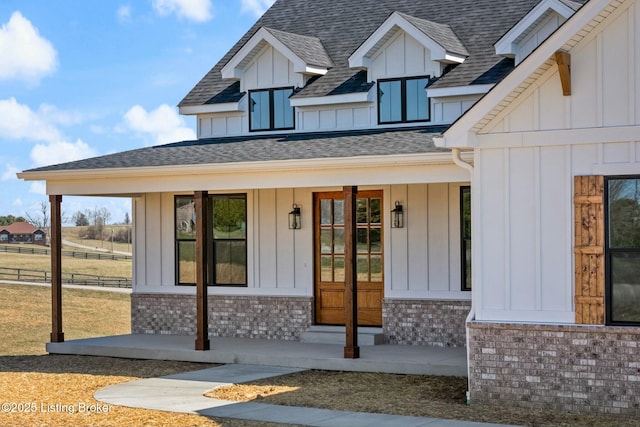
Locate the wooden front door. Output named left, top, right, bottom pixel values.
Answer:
left=314, top=190, right=384, bottom=326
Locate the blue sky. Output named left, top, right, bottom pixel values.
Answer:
left=0, top=0, right=274, bottom=224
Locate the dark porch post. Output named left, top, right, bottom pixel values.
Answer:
left=50, top=194, right=64, bottom=343
left=343, top=186, right=359, bottom=359
left=194, top=190, right=210, bottom=351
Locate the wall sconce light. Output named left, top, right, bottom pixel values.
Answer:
left=289, top=204, right=301, bottom=229
left=391, top=201, right=404, bottom=228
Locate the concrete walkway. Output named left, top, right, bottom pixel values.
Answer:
left=47, top=333, right=467, bottom=376
left=95, top=364, right=522, bottom=427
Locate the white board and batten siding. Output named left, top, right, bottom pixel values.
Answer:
left=516, top=12, right=568, bottom=64
left=473, top=1, right=640, bottom=323
left=132, top=184, right=470, bottom=301
left=198, top=28, right=480, bottom=138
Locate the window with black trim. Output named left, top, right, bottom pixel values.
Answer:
left=378, top=76, right=430, bottom=124
left=175, top=194, right=247, bottom=286
left=249, top=87, right=294, bottom=131
left=605, top=177, right=640, bottom=324
left=460, top=186, right=471, bottom=291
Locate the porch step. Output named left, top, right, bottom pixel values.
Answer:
left=300, top=325, right=385, bottom=346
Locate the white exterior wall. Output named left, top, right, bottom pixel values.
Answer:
left=132, top=184, right=470, bottom=301
left=516, top=12, right=567, bottom=64
left=473, top=1, right=640, bottom=322
left=369, top=30, right=442, bottom=81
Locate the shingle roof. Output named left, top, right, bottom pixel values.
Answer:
left=396, top=12, right=469, bottom=58
left=264, top=27, right=334, bottom=68
left=24, top=126, right=449, bottom=173
left=180, top=0, right=585, bottom=105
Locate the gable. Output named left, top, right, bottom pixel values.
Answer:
left=483, top=0, right=638, bottom=137
left=221, top=27, right=333, bottom=81
left=437, top=0, right=635, bottom=148
left=369, top=29, right=442, bottom=81
left=495, top=0, right=579, bottom=63
left=349, top=11, right=468, bottom=70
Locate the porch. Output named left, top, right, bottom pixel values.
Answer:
left=46, top=333, right=468, bottom=376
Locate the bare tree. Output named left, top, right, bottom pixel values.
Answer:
left=25, top=201, right=50, bottom=233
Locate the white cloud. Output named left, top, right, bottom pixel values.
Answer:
left=12, top=198, right=23, bottom=207
left=0, top=98, right=62, bottom=143
left=29, top=181, right=46, bottom=195
left=123, top=104, right=196, bottom=145
left=2, top=164, right=19, bottom=181
left=240, top=0, right=275, bottom=17
left=152, top=0, right=213, bottom=22
left=0, top=11, right=58, bottom=85
left=30, top=139, right=97, bottom=168
left=117, top=5, right=132, bottom=23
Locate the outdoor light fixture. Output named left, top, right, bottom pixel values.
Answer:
left=391, top=201, right=404, bottom=228
left=289, top=204, right=301, bottom=229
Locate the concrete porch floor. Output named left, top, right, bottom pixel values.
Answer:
left=47, top=334, right=468, bottom=376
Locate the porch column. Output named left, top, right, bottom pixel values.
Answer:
left=194, top=190, right=210, bottom=351
left=50, top=194, right=64, bottom=343
left=343, top=186, right=359, bottom=359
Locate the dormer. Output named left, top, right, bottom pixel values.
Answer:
left=221, top=26, right=334, bottom=89
left=495, top=0, right=580, bottom=64
left=349, top=11, right=468, bottom=81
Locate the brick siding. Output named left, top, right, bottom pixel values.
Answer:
left=383, top=299, right=470, bottom=347
left=131, top=294, right=313, bottom=340
left=468, top=321, right=640, bottom=416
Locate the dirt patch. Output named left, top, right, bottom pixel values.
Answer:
left=0, top=355, right=283, bottom=427
left=206, top=370, right=640, bottom=427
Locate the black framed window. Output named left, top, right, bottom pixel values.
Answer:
left=249, top=87, right=294, bottom=131
left=460, top=186, right=472, bottom=291
left=605, top=177, right=640, bottom=325
left=175, top=194, right=247, bottom=286
left=378, top=76, right=430, bottom=124
left=175, top=196, right=197, bottom=285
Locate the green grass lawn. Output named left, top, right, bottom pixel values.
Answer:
left=0, top=251, right=132, bottom=279
left=0, top=284, right=130, bottom=355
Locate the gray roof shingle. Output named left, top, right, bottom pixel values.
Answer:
left=24, top=126, right=449, bottom=173
left=396, top=12, right=469, bottom=58
left=180, top=0, right=585, bottom=105
left=264, top=27, right=334, bottom=68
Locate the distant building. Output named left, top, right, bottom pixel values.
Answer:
left=0, top=222, right=47, bottom=245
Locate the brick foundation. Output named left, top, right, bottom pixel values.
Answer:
left=131, top=294, right=313, bottom=340
left=383, top=299, right=470, bottom=347
left=468, top=321, right=640, bottom=416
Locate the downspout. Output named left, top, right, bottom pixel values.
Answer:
left=452, top=147, right=475, bottom=405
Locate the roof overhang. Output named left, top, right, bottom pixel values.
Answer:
left=18, top=152, right=469, bottom=196
left=289, top=88, right=375, bottom=107
left=348, top=12, right=467, bottom=69
left=178, top=99, right=245, bottom=115
left=221, top=27, right=332, bottom=79
left=437, top=0, right=619, bottom=149
left=494, top=0, right=577, bottom=58
left=427, top=84, right=494, bottom=99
